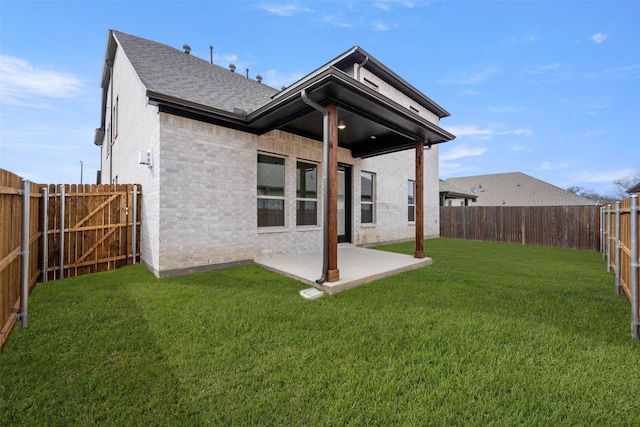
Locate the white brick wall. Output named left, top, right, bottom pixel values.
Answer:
left=99, top=43, right=161, bottom=273
left=155, top=117, right=440, bottom=276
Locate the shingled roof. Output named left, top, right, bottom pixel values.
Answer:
left=98, top=30, right=455, bottom=158
left=109, top=30, right=279, bottom=114
left=445, top=172, right=598, bottom=206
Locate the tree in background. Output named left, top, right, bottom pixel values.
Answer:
left=566, top=172, right=640, bottom=204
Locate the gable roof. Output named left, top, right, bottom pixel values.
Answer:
left=445, top=172, right=598, bottom=206
left=98, top=30, right=454, bottom=158
left=109, top=31, right=279, bottom=115
left=439, top=179, right=478, bottom=200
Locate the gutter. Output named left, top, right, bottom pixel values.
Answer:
left=300, top=89, right=329, bottom=284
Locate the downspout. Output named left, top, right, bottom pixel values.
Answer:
left=356, top=55, right=369, bottom=82
left=301, top=89, right=329, bottom=284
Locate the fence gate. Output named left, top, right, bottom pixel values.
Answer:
left=45, top=184, right=141, bottom=280
left=1, top=170, right=141, bottom=353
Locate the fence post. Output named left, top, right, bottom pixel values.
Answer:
left=18, top=180, right=30, bottom=328
left=41, top=187, right=48, bottom=282
left=59, top=187, right=65, bottom=279
left=132, top=185, right=137, bottom=264
left=630, top=195, right=639, bottom=339
left=615, top=201, right=621, bottom=295
left=607, top=204, right=612, bottom=272
left=600, top=205, right=605, bottom=257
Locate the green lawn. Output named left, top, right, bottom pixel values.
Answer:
left=1, top=238, right=638, bottom=425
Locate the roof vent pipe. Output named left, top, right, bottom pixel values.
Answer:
left=301, top=89, right=329, bottom=285
left=246, top=68, right=249, bottom=79
left=183, top=44, right=191, bottom=55
left=229, top=64, right=236, bottom=73
left=209, top=45, right=213, bottom=64
left=256, top=75, right=262, bottom=84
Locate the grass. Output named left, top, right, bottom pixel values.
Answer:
left=1, top=238, right=638, bottom=425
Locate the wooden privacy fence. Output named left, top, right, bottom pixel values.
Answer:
left=440, top=205, right=601, bottom=251
left=1, top=171, right=42, bottom=353
left=0, top=168, right=141, bottom=353
left=602, top=196, right=639, bottom=339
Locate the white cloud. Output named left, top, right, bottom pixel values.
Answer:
left=324, top=15, right=353, bottom=28
left=505, top=35, right=537, bottom=44
left=592, top=32, right=607, bottom=44
left=446, top=125, right=494, bottom=138
left=256, top=2, right=313, bottom=16
left=508, top=127, right=534, bottom=136
left=438, top=67, right=498, bottom=85
left=540, top=161, right=569, bottom=171
left=262, top=69, right=305, bottom=89
left=374, top=0, right=415, bottom=11
left=223, top=54, right=238, bottom=63
left=440, top=144, right=487, bottom=161
left=523, top=63, right=560, bottom=75
left=446, top=124, right=534, bottom=140
left=0, top=55, right=83, bottom=104
left=371, top=19, right=390, bottom=31
left=572, top=168, right=637, bottom=184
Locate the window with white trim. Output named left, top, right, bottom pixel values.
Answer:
left=257, top=154, right=285, bottom=227
left=296, top=161, right=318, bottom=226
left=361, top=172, right=375, bottom=224
left=408, top=180, right=416, bottom=222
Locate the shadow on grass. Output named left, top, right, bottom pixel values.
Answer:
left=0, top=266, right=189, bottom=425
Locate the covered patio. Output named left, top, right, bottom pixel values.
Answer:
left=255, top=244, right=432, bottom=295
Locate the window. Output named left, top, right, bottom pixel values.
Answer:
left=296, top=161, right=318, bottom=226
left=408, top=180, right=416, bottom=222
left=257, top=154, right=285, bottom=227
left=113, top=96, right=119, bottom=139
left=361, top=172, right=375, bottom=224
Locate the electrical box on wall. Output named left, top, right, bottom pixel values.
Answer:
left=138, top=149, right=152, bottom=167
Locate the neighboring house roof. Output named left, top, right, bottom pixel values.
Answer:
left=439, top=179, right=478, bottom=201
left=445, top=172, right=598, bottom=206
left=628, top=182, right=640, bottom=194
left=97, top=30, right=455, bottom=158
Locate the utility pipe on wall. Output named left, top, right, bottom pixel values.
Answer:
left=301, top=89, right=329, bottom=284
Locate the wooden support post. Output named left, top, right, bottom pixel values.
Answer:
left=414, top=141, right=425, bottom=259
left=327, top=104, right=340, bottom=282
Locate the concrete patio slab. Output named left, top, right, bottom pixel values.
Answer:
left=255, top=245, right=432, bottom=295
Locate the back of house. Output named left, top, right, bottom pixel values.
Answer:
left=94, top=30, right=455, bottom=277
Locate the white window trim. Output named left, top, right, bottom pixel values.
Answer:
left=408, top=179, right=416, bottom=224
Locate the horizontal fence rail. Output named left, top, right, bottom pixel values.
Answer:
left=440, top=205, right=601, bottom=251
left=0, top=168, right=141, bottom=353
left=602, top=197, right=639, bottom=339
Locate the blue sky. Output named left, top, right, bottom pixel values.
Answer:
left=1, top=1, right=638, bottom=195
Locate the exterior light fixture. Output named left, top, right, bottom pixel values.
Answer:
left=337, top=120, right=346, bottom=130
